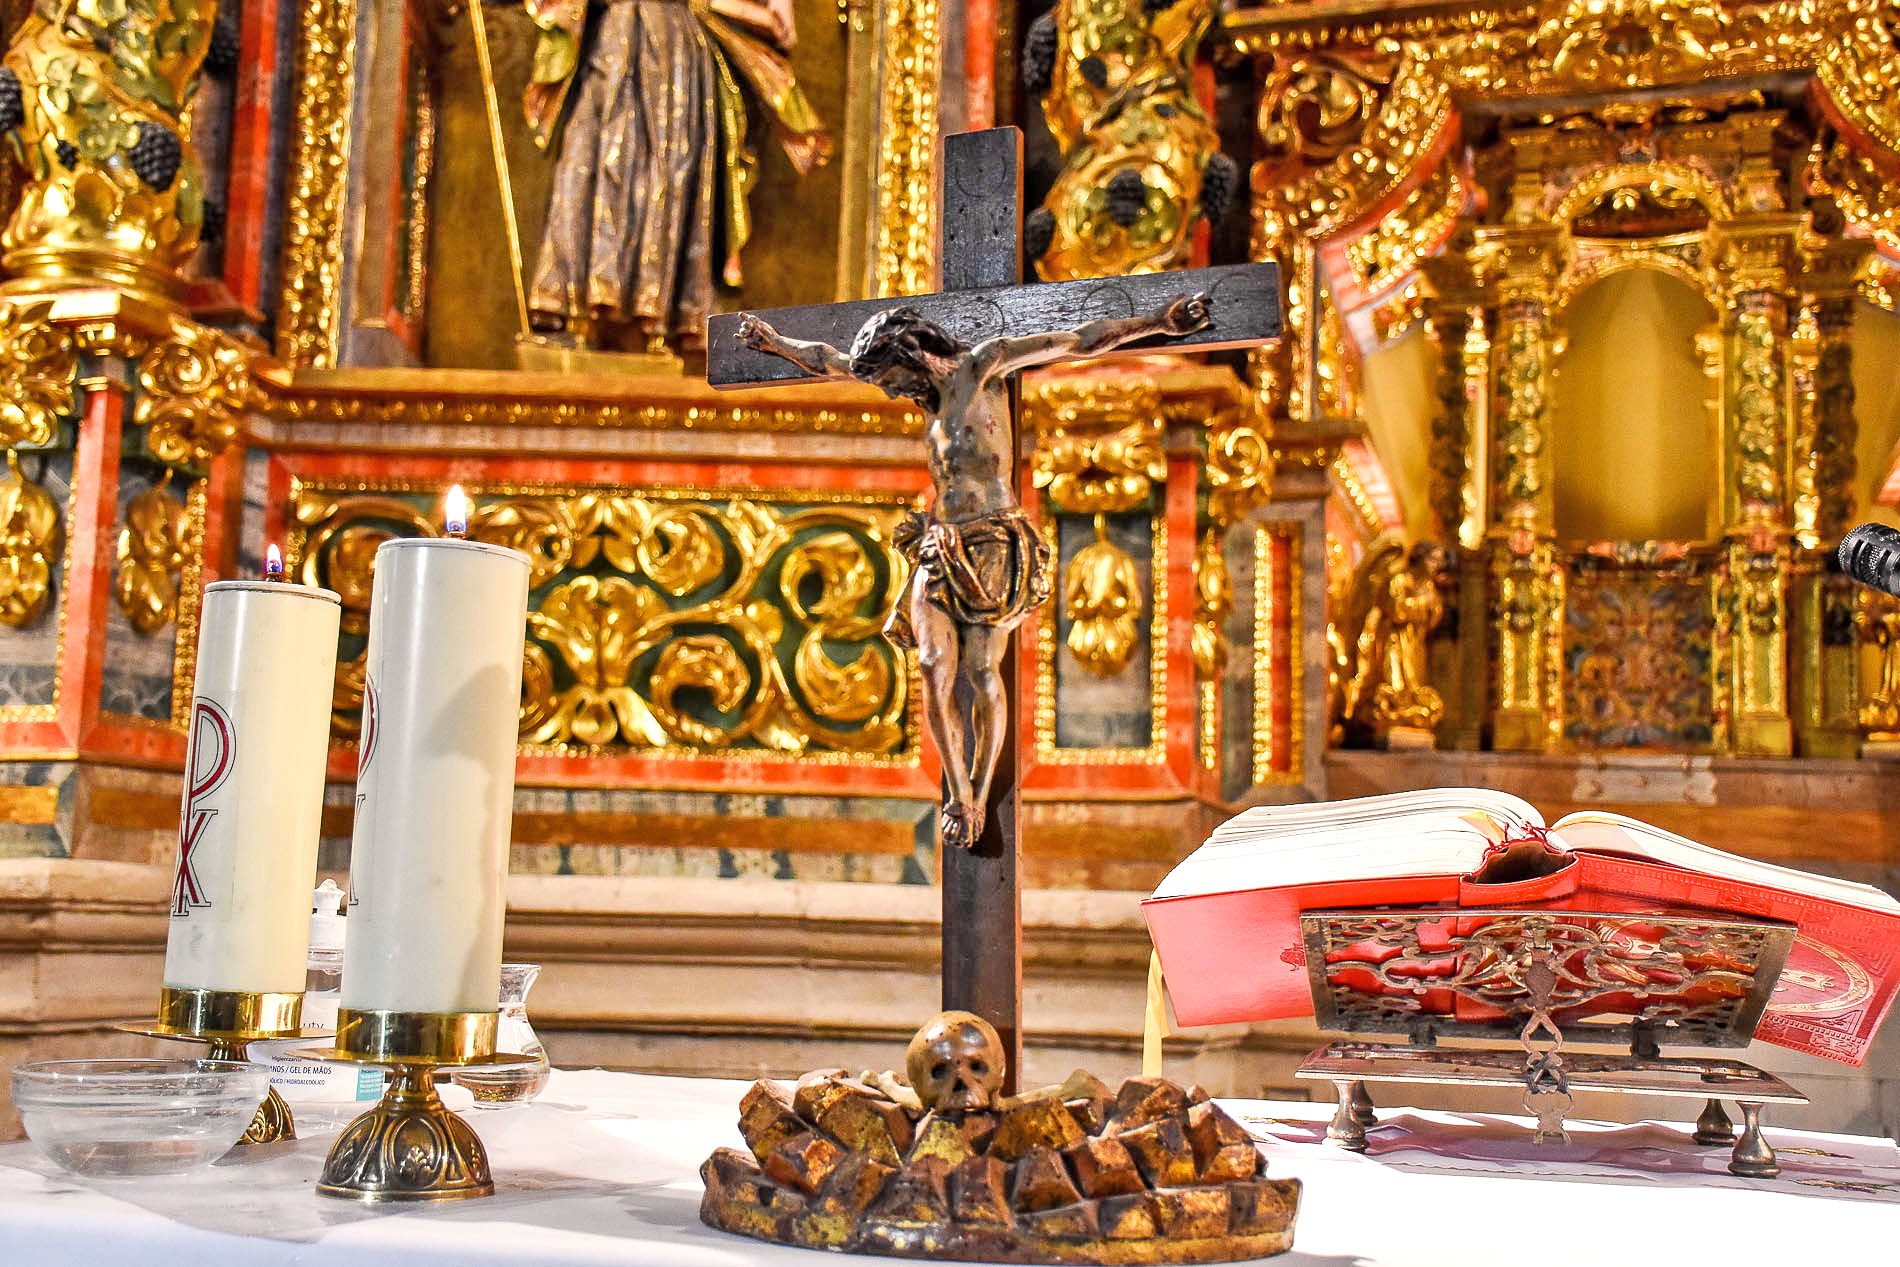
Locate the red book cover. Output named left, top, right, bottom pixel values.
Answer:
left=1571, top=853, right=1900, bottom=1065
left=1143, top=873, right=1461, bottom=1028
left=1143, top=819, right=1900, bottom=1065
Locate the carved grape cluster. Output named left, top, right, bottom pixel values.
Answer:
left=0, top=68, right=21, bottom=136
left=1104, top=169, right=1149, bottom=228
left=127, top=121, right=183, bottom=192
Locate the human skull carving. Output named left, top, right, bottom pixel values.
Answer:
left=905, top=1010, right=1004, bottom=1113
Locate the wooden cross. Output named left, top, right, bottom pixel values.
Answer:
left=708, top=127, right=1281, bottom=1088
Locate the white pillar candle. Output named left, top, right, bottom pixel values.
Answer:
left=341, top=537, right=530, bottom=1015
left=164, top=579, right=343, bottom=995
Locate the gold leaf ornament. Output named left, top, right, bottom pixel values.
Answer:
left=524, top=575, right=668, bottom=747
left=113, top=474, right=189, bottom=635
left=0, top=452, right=63, bottom=628
left=1063, top=514, right=1143, bottom=677
left=0, top=305, right=77, bottom=451
left=781, top=531, right=892, bottom=724
left=133, top=326, right=254, bottom=471
left=636, top=508, right=726, bottom=596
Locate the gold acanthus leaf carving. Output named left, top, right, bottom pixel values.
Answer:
left=0, top=301, right=78, bottom=451
left=132, top=325, right=257, bottom=471
left=114, top=476, right=189, bottom=636
left=1064, top=514, right=1143, bottom=678
left=294, top=487, right=914, bottom=757
left=1207, top=415, right=1274, bottom=526
left=1536, top=0, right=1725, bottom=90
left=1257, top=53, right=1392, bottom=166
left=523, top=576, right=670, bottom=748
left=1031, top=412, right=1166, bottom=515
left=0, top=451, right=62, bottom=628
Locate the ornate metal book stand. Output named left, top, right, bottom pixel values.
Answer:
left=1292, top=908, right=1807, bottom=1178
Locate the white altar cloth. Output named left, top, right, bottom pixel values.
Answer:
left=1, top=1068, right=1897, bottom=1265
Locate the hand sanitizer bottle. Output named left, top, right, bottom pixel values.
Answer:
left=302, top=878, right=346, bottom=1028
left=254, top=879, right=382, bottom=1123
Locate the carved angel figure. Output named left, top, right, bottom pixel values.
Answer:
left=1333, top=536, right=1448, bottom=741
left=523, top=0, right=831, bottom=353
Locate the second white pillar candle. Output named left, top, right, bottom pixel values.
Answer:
left=341, top=537, right=530, bottom=1016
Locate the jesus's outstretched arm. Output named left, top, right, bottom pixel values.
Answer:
left=972, top=292, right=1211, bottom=379
left=737, top=313, right=855, bottom=379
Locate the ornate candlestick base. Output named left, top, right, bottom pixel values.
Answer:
left=118, top=987, right=309, bottom=1147
left=319, top=1065, right=492, bottom=1202
left=699, top=1012, right=1301, bottom=1263
left=303, top=1008, right=518, bottom=1204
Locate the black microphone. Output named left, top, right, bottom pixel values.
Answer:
left=1838, top=523, right=1900, bottom=597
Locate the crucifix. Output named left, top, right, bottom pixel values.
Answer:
left=708, top=127, right=1280, bottom=1089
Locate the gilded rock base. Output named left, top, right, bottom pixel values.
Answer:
left=699, top=1068, right=1300, bottom=1263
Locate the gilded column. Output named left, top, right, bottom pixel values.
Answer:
left=1417, top=252, right=1486, bottom=748
left=1713, top=218, right=1801, bottom=757
left=1023, top=0, right=1231, bottom=281
left=0, top=4, right=251, bottom=859
left=1473, top=226, right=1562, bottom=752
left=0, top=0, right=211, bottom=305
left=1792, top=238, right=1873, bottom=755
left=1199, top=394, right=1272, bottom=781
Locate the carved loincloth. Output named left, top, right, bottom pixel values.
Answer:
left=885, top=509, right=1054, bottom=647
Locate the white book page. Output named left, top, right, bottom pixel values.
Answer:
left=1203, top=788, right=1545, bottom=848
left=1152, top=789, right=1544, bottom=900
left=1551, top=812, right=1900, bottom=914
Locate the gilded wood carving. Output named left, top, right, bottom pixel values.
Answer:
left=290, top=483, right=918, bottom=760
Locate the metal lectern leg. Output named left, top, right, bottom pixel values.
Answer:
left=1728, top=1101, right=1780, bottom=1178
left=1693, top=1097, right=1735, bottom=1145
left=1327, top=1079, right=1369, bottom=1151
left=1350, top=1078, right=1377, bottom=1127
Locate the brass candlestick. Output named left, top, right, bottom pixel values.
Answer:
left=306, top=1007, right=519, bottom=1203
left=118, top=986, right=308, bottom=1146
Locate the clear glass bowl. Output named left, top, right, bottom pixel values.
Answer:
left=11, top=1058, right=271, bottom=1177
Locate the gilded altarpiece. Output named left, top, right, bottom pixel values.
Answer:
left=1227, top=0, right=1900, bottom=760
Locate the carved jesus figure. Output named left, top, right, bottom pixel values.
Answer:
left=739, top=293, right=1211, bottom=848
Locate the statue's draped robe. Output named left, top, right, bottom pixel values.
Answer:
left=525, top=0, right=828, bottom=349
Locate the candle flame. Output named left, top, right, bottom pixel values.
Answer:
left=264, top=544, right=284, bottom=580
left=445, top=485, right=469, bottom=537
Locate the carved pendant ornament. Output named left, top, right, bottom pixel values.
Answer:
left=0, top=450, right=61, bottom=629
left=1064, top=515, right=1143, bottom=679
left=113, top=473, right=189, bottom=636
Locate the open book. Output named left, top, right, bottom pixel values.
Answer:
left=1143, top=789, right=1900, bottom=1064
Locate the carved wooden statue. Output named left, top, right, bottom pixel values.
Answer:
left=739, top=292, right=1210, bottom=848
left=1333, top=536, right=1449, bottom=742
left=522, top=0, right=831, bottom=353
